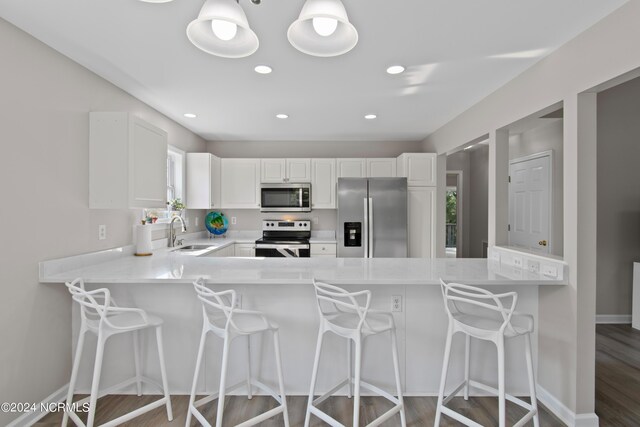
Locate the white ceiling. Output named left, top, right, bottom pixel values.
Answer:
left=0, top=0, right=627, bottom=142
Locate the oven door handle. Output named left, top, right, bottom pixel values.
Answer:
left=277, top=248, right=299, bottom=257
left=255, top=244, right=310, bottom=250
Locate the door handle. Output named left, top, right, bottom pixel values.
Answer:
left=538, top=240, right=548, bottom=247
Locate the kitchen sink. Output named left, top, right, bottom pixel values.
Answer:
left=173, top=245, right=217, bottom=251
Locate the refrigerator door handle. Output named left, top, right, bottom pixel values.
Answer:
left=363, top=197, right=369, bottom=258
left=368, top=197, right=374, bottom=258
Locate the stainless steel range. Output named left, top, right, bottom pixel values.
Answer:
left=255, top=220, right=311, bottom=258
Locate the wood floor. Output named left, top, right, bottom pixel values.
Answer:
left=37, top=394, right=562, bottom=426
left=37, top=324, right=640, bottom=427
left=595, top=324, right=640, bottom=427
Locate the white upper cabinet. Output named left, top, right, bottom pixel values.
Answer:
left=186, top=153, right=221, bottom=209
left=397, top=153, right=437, bottom=186
left=367, top=158, right=397, bottom=177
left=311, top=159, right=336, bottom=209
left=261, top=159, right=286, bottom=183
left=261, top=158, right=311, bottom=182
left=287, top=158, right=311, bottom=182
left=337, top=158, right=366, bottom=178
left=220, top=159, right=261, bottom=209
left=90, top=112, right=167, bottom=209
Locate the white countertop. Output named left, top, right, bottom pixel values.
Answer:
left=40, top=235, right=565, bottom=286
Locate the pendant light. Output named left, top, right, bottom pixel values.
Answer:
left=287, top=0, right=358, bottom=57
left=186, top=0, right=259, bottom=58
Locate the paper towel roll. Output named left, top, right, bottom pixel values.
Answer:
left=135, top=224, right=153, bottom=256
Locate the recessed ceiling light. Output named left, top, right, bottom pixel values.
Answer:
left=254, top=65, right=272, bottom=74
left=386, top=65, right=405, bottom=75
left=183, top=113, right=197, bottom=118
left=364, top=114, right=377, bottom=120
left=276, top=114, right=289, bottom=119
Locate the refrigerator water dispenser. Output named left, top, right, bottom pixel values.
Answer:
left=344, top=222, right=362, bottom=247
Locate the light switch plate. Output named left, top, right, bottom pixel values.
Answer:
left=231, top=217, right=237, bottom=225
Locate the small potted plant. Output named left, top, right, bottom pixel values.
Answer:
left=169, top=198, right=186, bottom=217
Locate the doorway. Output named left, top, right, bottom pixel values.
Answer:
left=446, top=171, right=463, bottom=258
left=508, top=151, right=553, bottom=254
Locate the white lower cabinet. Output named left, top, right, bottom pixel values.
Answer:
left=311, top=243, right=337, bottom=258
left=234, top=243, right=256, bottom=257
left=407, top=186, right=436, bottom=258
left=204, top=245, right=235, bottom=257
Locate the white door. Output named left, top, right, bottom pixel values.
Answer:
left=508, top=153, right=551, bottom=254
left=311, top=159, right=336, bottom=209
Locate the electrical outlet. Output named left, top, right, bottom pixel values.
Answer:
left=98, top=225, right=107, bottom=240
left=527, top=260, right=540, bottom=273
left=392, top=295, right=402, bottom=312
left=234, top=294, right=242, bottom=309
left=231, top=217, right=237, bottom=225
left=313, top=217, right=319, bottom=225
left=542, top=264, right=558, bottom=278
left=513, top=256, right=523, bottom=268
left=195, top=216, right=199, bottom=227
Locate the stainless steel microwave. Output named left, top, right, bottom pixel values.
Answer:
left=260, top=183, right=311, bottom=212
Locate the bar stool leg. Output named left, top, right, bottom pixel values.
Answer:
left=497, top=336, right=506, bottom=427
left=273, top=330, right=290, bottom=427
left=155, top=326, right=173, bottom=421
left=246, top=335, right=253, bottom=399
left=347, top=339, right=353, bottom=399
left=87, top=334, right=107, bottom=427
left=434, top=325, right=454, bottom=427
left=133, top=330, right=142, bottom=396
left=62, top=329, right=86, bottom=427
left=304, top=330, right=325, bottom=427
left=525, top=334, right=540, bottom=427
left=352, top=337, right=362, bottom=427
left=186, top=329, right=208, bottom=427
left=391, top=328, right=407, bottom=427
left=464, top=334, right=471, bottom=400
left=215, top=336, right=231, bottom=427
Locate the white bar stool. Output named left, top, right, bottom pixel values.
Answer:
left=435, top=279, right=539, bottom=427
left=186, top=278, right=290, bottom=427
left=62, top=278, right=173, bottom=427
left=304, top=279, right=406, bottom=427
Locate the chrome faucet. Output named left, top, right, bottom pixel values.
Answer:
left=168, top=216, right=187, bottom=248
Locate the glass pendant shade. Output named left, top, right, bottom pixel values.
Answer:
left=186, top=0, right=259, bottom=58
left=288, top=0, right=358, bottom=57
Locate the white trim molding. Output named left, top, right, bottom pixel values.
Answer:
left=537, top=385, right=599, bottom=427
left=596, top=314, right=632, bottom=324
left=6, top=384, right=69, bottom=427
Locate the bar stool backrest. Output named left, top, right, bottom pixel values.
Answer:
left=193, top=278, right=237, bottom=332
left=66, top=278, right=112, bottom=329
left=313, top=279, right=372, bottom=331
left=440, top=279, right=518, bottom=334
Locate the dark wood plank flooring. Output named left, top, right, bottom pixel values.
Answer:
left=596, top=324, right=640, bottom=427
left=37, top=393, right=562, bottom=426
left=33, top=324, right=640, bottom=426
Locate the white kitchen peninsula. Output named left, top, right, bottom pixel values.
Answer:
left=40, top=240, right=566, bottom=399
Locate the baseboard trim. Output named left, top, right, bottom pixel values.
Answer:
left=6, top=384, right=69, bottom=427
left=537, top=385, right=599, bottom=427
left=596, top=314, right=631, bottom=324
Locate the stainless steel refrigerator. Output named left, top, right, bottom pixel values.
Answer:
left=337, top=178, right=408, bottom=258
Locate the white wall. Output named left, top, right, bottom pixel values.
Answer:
left=208, top=140, right=424, bottom=158
left=509, top=119, right=564, bottom=256
left=423, top=1, right=640, bottom=419
left=0, top=18, right=207, bottom=425
left=596, top=76, right=640, bottom=316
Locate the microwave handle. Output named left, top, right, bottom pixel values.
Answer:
left=300, top=188, right=303, bottom=208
